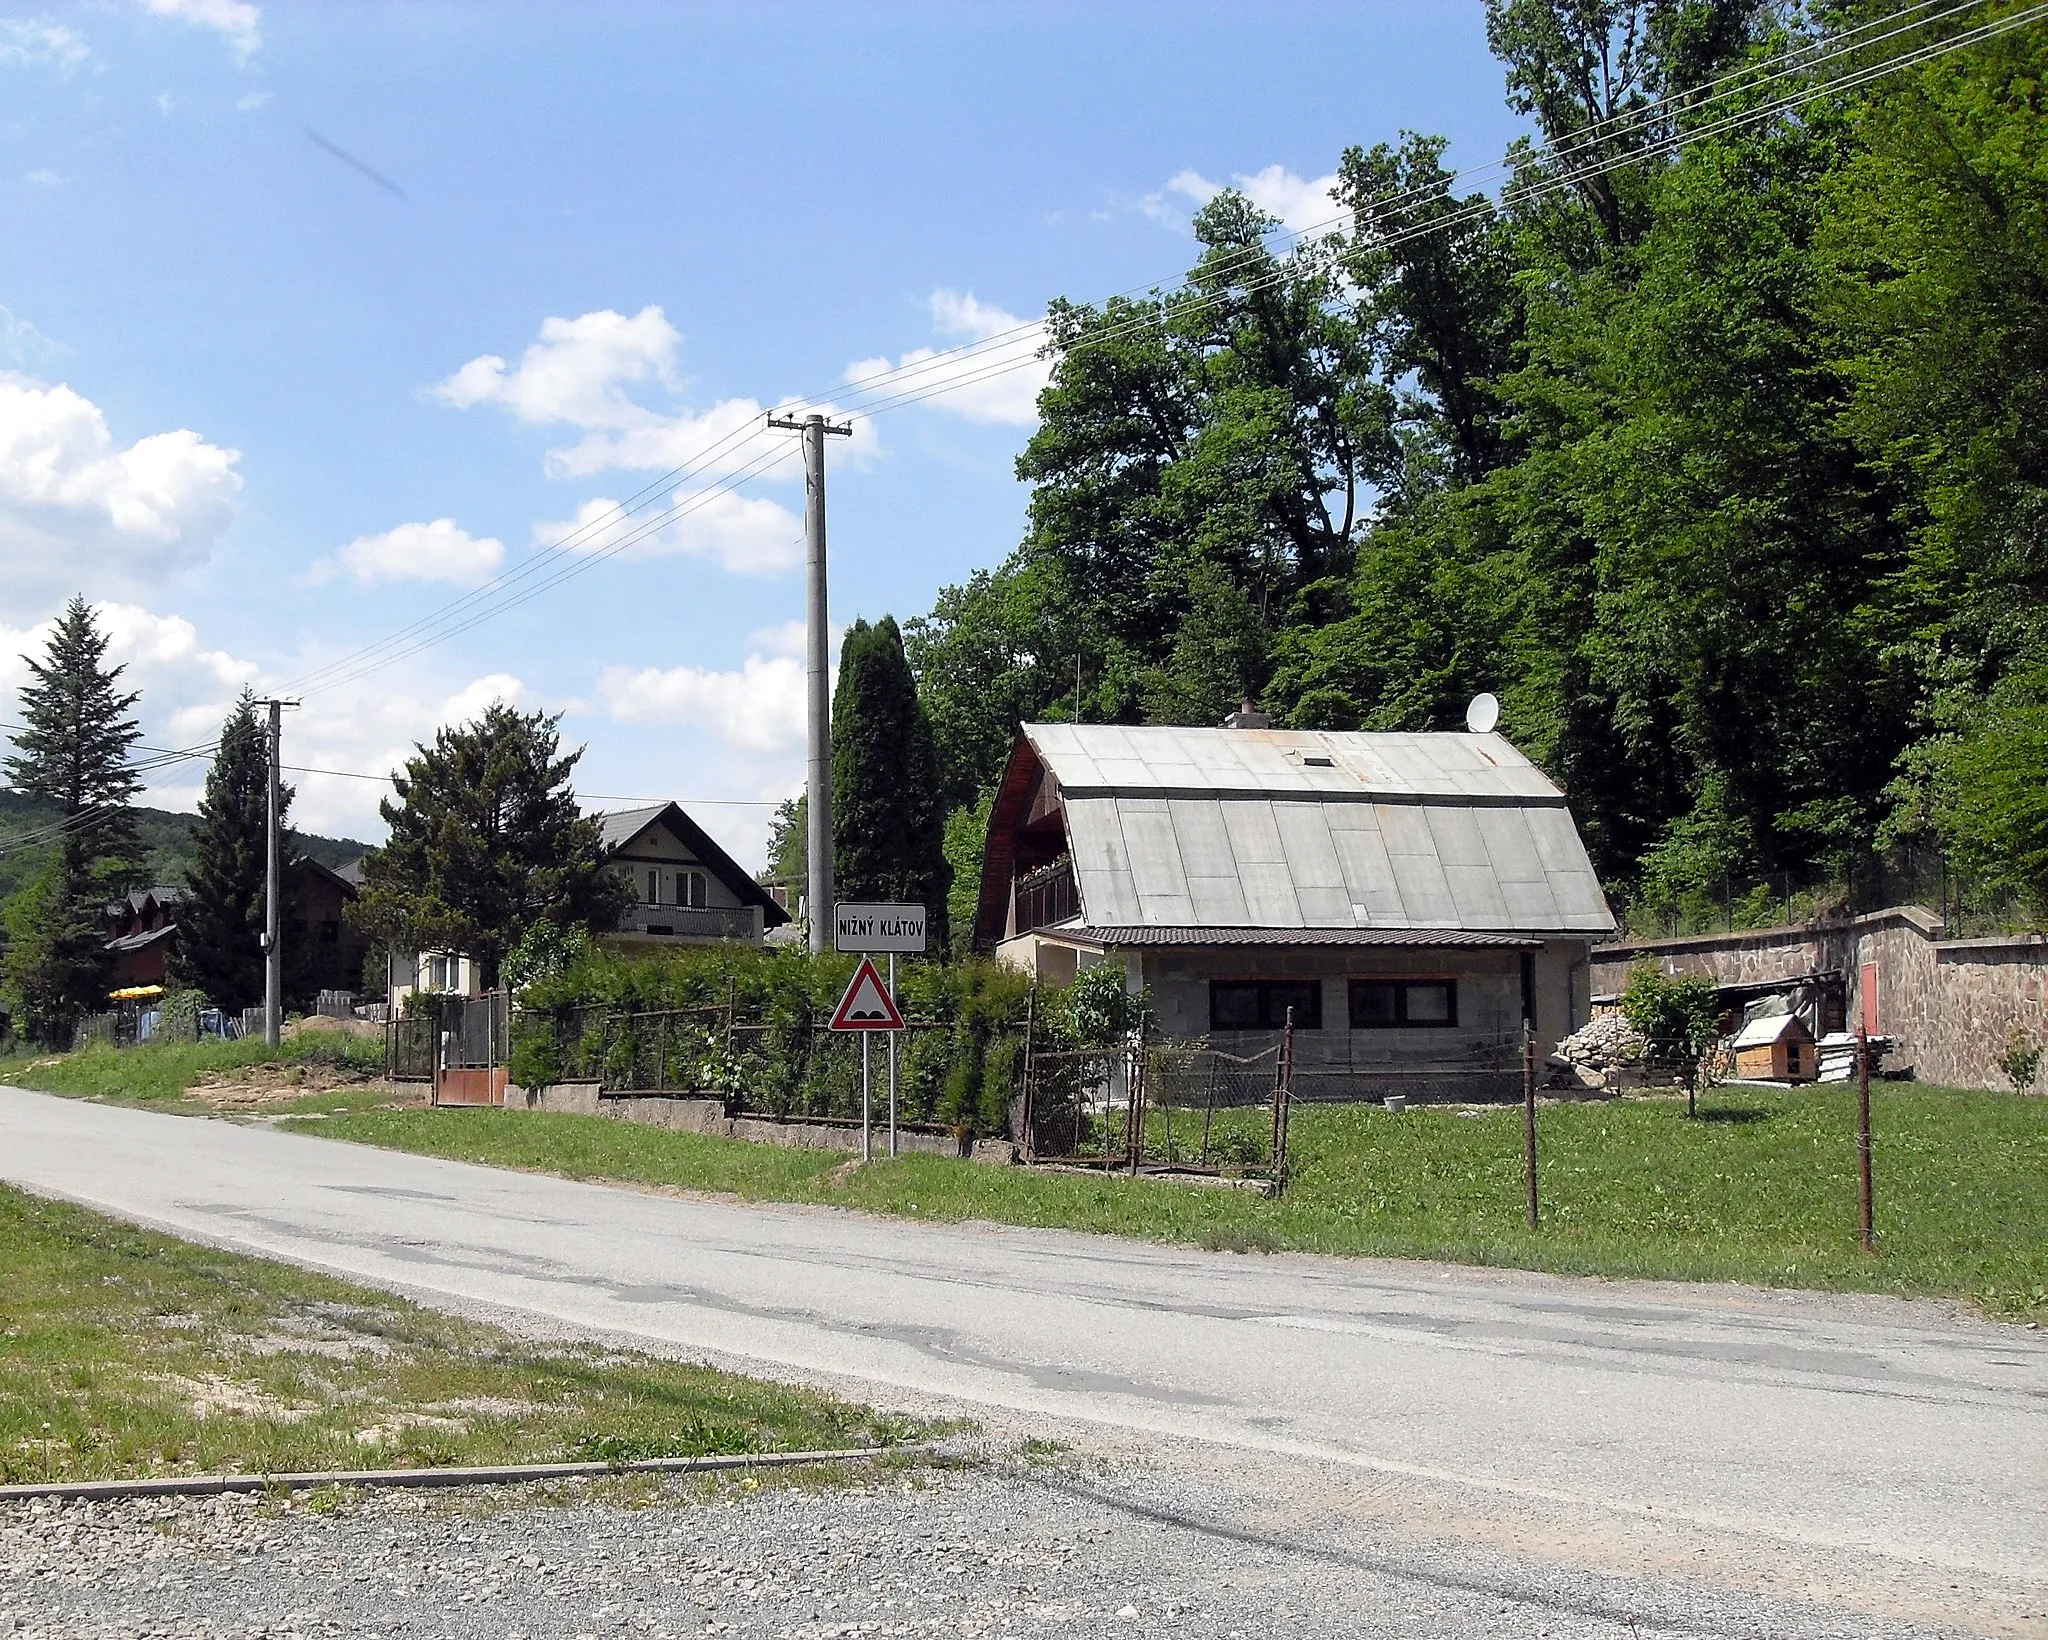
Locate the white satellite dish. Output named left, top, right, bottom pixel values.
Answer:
left=1465, top=692, right=1501, bottom=735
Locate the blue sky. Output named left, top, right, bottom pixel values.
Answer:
left=0, top=0, right=1525, bottom=864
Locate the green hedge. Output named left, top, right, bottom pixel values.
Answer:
left=507, top=945, right=1048, bottom=1136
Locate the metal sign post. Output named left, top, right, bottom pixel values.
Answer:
left=834, top=905, right=925, bottom=1163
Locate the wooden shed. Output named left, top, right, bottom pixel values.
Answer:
left=1730, top=1013, right=1817, bottom=1083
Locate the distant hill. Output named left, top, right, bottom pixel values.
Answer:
left=0, top=790, right=372, bottom=904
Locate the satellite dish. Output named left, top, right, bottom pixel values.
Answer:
left=1465, top=692, right=1501, bottom=735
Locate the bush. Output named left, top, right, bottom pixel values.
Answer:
left=511, top=944, right=1037, bottom=1135
left=1621, top=961, right=1726, bottom=1112
left=2000, top=1032, right=2042, bottom=1093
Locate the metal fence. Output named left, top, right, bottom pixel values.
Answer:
left=1021, top=1021, right=1296, bottom=1184
left=1620, top=844, right=2040, bottom=941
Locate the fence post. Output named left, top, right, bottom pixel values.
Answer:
left=1019, top=985, right=1036, bottom=1164
left=657, top=1012, right=667, bottom=1094
left=1126, top=1013, right=1147, bottom=1177
left=1522, top=1020, right=1539, bottom=1230
left=1856, top=1018, right=1875, bottom=1253
left=1270, top=1008, right=1295, bottom=1196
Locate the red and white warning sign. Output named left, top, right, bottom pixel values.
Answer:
left=828, top=955, right=905, bottom=1031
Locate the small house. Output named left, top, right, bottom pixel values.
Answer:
left=976, top=719, right=1617, bottom=1094
left=598, top=802, right=790, bottom=949
left=1729, top=1012, right=1817, bottom=1083
left=105, top=887, right=185, bottom=990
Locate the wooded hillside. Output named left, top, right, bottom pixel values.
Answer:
left=906, top=2, right=2048, bottom=933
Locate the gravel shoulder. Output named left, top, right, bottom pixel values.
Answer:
left=1, top=1455, right=2009, bottom=1640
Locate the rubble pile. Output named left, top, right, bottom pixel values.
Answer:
left=1546, top=1013, right=1651, bottom=1093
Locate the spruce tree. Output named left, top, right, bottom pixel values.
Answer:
left=175, top=691, right=301, bottom=1012
left=6, top=596, right=143, bottom=879
left=831, top=616, right=949, bottom=948
left=2, top=597, right=145, bottom=1037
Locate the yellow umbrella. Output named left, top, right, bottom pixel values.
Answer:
left=109, top=985, right=165, bottom=1001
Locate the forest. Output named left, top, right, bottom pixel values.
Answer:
left=903, top=1, right=2048, bottom=937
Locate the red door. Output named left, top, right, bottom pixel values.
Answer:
left=1859, top=963, right=1880, bottom=1036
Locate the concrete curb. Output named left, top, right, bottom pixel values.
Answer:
left=0, top=1445, right=917, bottom=1504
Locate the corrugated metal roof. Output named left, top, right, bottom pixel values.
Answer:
left=1051, top=924, right=1539, bottom=949
left=1022, top=724, right=1613, bottom=939
left=1024, top=722, right=1563, bottom=802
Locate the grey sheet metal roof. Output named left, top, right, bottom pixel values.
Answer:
left=1023, top=724, right=1614, bottom=938
left=1052, top=924, right=1538, bottom=949
left=599, top=804, right=670, bottom=853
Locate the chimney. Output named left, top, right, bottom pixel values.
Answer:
left=1223, top=697, right=1271, bottom=730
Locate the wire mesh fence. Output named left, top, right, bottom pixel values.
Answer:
left=1620, top=845, right=2040, bottom=941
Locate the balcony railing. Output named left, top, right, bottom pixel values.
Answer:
left=613, top=904, right=759, bottom=942
left=1016, top=858, right=1079, bottom=934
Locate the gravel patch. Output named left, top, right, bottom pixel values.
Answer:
left=0, top=1460, right=1981, bottom=1640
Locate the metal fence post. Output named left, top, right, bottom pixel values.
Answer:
left=1270, top=1008, right=1294, bottom=1195
left=1523, top=1021, right=1539, bottom=1230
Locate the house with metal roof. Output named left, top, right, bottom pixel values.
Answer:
left=975, top=719, right=1616, bottom=1089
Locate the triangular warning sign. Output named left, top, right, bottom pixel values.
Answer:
left=828, top=955, right=904, bottom=1031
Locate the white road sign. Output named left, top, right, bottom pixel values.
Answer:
left=833, top=902, right=927, bottom=954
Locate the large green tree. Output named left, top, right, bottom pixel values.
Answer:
left=832, top=616, right=949, bottom=947
left=349, top=704, right=630, bottom=989
left=3, top=597, right=145, bottom=1036
left=907, top=1, right=2048, bottom=929
left=173, top=692, right=304, bottom=1012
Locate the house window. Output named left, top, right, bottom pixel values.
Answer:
left=1209, top=980, right=1322, bottom=1031
left=646, top=869, right=660, bottom=904
left=1348, top=979, right=1459, bottom=1029
left=684, top=870, right=707, bottom=909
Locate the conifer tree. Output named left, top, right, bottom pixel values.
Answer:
left=175, top=691, right=301, bottom=1012
left=6, top=596, right=143, bottom=879
left=350, top=704, right=630, bottom=989
left=832, top=616, right=949, bottom=948
left=2, top=597, right=144, bottom=1038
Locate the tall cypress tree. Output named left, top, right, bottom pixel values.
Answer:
left=175, top=691, right=300, bottom=1012
left=2, top=597, right=145, bottom=1038
left=832, top=616, right=949, bottom=948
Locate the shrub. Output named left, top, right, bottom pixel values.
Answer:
left=2000, top=1032, right=2043, bottom=1093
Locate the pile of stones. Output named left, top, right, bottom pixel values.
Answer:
left=1546, top=1012, right=1651, bottom=1094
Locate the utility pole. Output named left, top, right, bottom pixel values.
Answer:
left=254, top=698, right=299, bottom=1049
left=766, top=410, right=852, bottom=953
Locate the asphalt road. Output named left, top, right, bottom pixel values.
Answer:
left=3, top=1086, right=2043, bottom=1637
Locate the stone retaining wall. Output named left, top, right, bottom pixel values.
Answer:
left=1593, top=907, right=2048, bottom=1091
left=511, top=1080, right=971, bottom=1157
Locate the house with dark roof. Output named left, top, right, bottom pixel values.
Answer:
left=977, top=719, right=1616, bottom=1090
left=597, top=802, right=789, bottom=948
left=387, top=801, right=787, bottom=1005
left=106, top=886, right=185, bottom=990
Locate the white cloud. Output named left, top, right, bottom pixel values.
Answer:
left=138, top=0, right=260, bottom=64
left=844, top=289, right=1047, bottom=428
left=1146, top=164, right=1344, bottom=238
left=0, top=371, right=242, bottom=588
left=24, top=169, right=63, bottom=187
left=0, top=307, right=62, bottom=369
left=236, top=89, right=269, bottom=111
left=533, top=489, right=800, bottom=578
left=0, top=19, right=91, bottom=76
left=154, top=90, right=174, bottom=115
left=747, top=619, right=806, bottom=658
left=598, top=654, right=809, bottom=753
left=317, top=518, right=505, bottom=587
left=431, top=305, right=880, bottom=480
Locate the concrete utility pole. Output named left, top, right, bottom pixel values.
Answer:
left=766, top=410, right=852, bottom=953
left=254, top=698, right=298, bottom=1049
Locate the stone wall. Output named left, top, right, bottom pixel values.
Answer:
left=1593, top=907, right=2048, bottom=1091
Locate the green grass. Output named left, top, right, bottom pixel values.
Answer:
left=286, top=1087, right=2048, bottom=1322
left=0, top=1182, right=922, bottom=1486
left=0, top=1032, right=389, bottom=1104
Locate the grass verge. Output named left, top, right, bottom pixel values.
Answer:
left=282, top=1088, right=2048, bottom=1322
left=0, top=1182, right=923, bottom=1486
left=0, top=1031, right=401, bottom=1108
